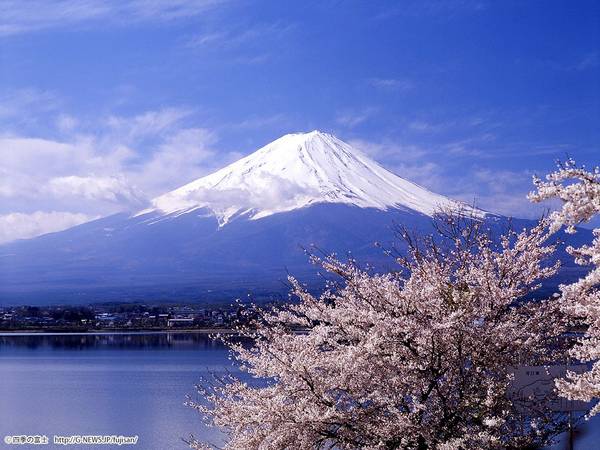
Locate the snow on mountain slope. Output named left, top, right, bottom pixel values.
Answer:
left=143, top=131, right=480, bottom=225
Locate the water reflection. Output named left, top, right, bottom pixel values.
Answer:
left=2, top=333, right=598, bottom=449
left=0, top=332, right=234, bottom=449
left=0, top=332, right=245, bottom=351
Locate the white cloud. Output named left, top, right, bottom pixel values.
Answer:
left=575, top=52, right=599, bottom=71
left=184, top=22, right=294, bottom=66
left=548, top=52, right=600, bottom=72
left=134, top=127, right=218, bottom=193
left=56, top=114, right=79, bottom=133
left=335, top=108, right=378, bottom=128
left=373, top=0, right=487, bottom=21
left=48, top=175, right=146, bottom=206
left=390, top=161, right=445, bottom=189
left=187, top=31, right=228, bottom=47
left=348, top=138, right=428, bottom=162
left=0, top=0, right=227, bottom=36
left=0, top=135, right=135, bottom=184
left=156, top=174, right=322, bottom=225
left=226, top=114, right=288, bottom=131
left=0, top=211, right=94, bottom=244
left=186, top=22, right=294, bottom=50
left=0, top=103, right=229, bottom=241
left=408, top=120, right=447, bottom=133
left=349, top=138, right=447, bottom=191
left=0, top=88, right=60, bottom=122
left=368, top=78, right=414, bottom=91
left=104, top=108, right=193, bottom=141
left=0, top=122, right=219, bottom=209
left=348, top=137, right=548, bottom=219
left=439, top=167, right=550, bottom=218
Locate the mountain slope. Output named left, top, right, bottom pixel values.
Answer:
left=144, top=131, right=479, bottom=225
left=0, top=205, right=438, bottom=303
left=6, top=130, right=583, bottom=305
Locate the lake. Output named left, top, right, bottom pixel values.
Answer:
left=1, top=332, right=598, bottom=450
left=0, top=332, right=234, bottom=450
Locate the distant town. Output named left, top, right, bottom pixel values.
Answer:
left=0, top=302, right=256, bottom=332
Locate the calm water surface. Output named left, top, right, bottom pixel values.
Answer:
left=0, top=333, right=236, bottom=450
left=1, top=332, right=599, bottom=450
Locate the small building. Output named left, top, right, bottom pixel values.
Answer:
left=167, top=318, right=195, bottom=328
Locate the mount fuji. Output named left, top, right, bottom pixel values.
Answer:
left=142, top=131, right=477, bottom=225
left=0, top=131, right=570, bottom=305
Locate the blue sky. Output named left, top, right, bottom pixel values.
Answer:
left=0, top=0, right=598, bottom=242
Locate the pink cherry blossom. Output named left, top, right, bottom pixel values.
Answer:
left=530, top=159, right=600, bottom=417
left=188, top=214, right=569, bottom=449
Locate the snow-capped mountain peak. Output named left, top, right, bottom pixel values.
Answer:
left=143, top=130, right=477, bottom=225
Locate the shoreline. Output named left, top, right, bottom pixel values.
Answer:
left=0, top=328, right=236, bottom=336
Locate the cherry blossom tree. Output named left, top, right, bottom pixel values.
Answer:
left=188, top=215, right=569, bottom=449
left=529, top=159, right=600, bottom=416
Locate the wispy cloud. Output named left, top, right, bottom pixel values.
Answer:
left=0, top=0, right=227, bottom=36
left=349, top=138, right=428, bottom=162
left=104, top=107, right=194, bottom=142
left=450, top=168, right=547, bottom=218
left=543, top=52, right=600, bottom=72
left=229, top=53, right=270, bottom=65
left=0, top=100, right=237, bottom=242
left=405, top=114, right=501, bottom=136
left=184, top=21, right=294, bottom=65
left=229, top=114, right=288, bottom=130
left=186, top=31, right=228, bottom=47
left=441, top=133, right=497, bottom=157
left=186, top=22, right=294, bottom=50
left=349, top=138, right=446, bottom=190
left=574, top=52, right=599, bottom=71
left=0, top=211, right=94, bottom=244
left=335, top=108, right=378, bottom=128
left=0, top=88, right=61, bottom=120
left=408, top=120, right=447, bottom=133
left=47, top=175, right=146, bottom=207
left=348, top=136, right=547, bottom=219
left=373, top=0, right=487, bottom=21
left=136, top=127, right=218, bottom=194
left=368, top=78, right=414, bottom=91
left=391, top=161, right=445, bottom=190
left=56, top=114, right=79, bottom=133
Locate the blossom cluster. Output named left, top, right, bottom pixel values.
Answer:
left=188, top=216, right=569, bottom=449
left=529, top=159, right=600, bottom=416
